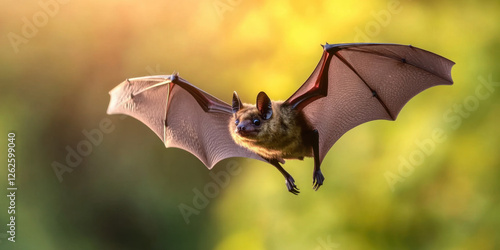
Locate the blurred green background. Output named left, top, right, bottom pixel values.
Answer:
left=1, top=0, right=499, bottom=249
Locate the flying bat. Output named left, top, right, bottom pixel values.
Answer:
left=107, top=43, right=454, bottom=194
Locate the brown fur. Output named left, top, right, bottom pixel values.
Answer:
left=229, top=101, right=313, bottom=161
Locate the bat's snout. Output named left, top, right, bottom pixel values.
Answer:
left=235, top=123, right=258, bottom=137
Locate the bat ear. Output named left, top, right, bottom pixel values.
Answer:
left=232, top=91, right=243, bottom=114
left=256, top=91, right=273, bottom=120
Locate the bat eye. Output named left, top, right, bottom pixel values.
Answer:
left=235, top=119, right=240, bottom=125
left=253, top=119, right=261, bottom=126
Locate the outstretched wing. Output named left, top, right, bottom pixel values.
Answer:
left=285, top=43, right=455, bottom=163
left=107, top=74, right=264, bottom=168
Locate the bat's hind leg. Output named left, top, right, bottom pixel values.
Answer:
left=267, top=158, right=300, bottom=195
left=312, top=129, right=325, bottom=191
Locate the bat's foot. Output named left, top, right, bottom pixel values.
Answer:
left=285, top=176, right=300, bottom=195
left=312, top=170, right=325, bottom=191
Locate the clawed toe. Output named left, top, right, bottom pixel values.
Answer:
left=286, top=176, right=300, bottom=195
left=312, top=170, right=325, bottom=191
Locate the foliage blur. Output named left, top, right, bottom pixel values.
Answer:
left=1, top=0, right=499, bottom=249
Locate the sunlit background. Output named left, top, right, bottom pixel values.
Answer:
left=1, top=0, right=499, bottom=249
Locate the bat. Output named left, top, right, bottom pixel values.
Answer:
left=107, top=43, right=454, bottom=195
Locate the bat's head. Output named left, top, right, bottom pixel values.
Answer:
left=229, top=91, right=304, bottom=159
left=229, top=91, right=274, bottom=141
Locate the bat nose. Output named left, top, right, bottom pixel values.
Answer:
left=236, top=124, right=253, bottom=136
left=237, top=125, right=246, bottom=131
left=235, top=121, right=256, bottom=136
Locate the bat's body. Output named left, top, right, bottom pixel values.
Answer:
left=229, top=95, right=320, bottom=193
left=229, top=99, right=312, bottom=161
left=107, top=43, right=454, bottom=194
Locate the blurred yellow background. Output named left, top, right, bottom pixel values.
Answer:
left=1, top=0, right=499, bottom=249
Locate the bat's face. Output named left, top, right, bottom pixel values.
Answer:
left=231, top=107, right=264, bottom=138
left=228, top=104, right=277, bottom=159
left=229, top=91, right=275, bottom=151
